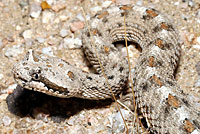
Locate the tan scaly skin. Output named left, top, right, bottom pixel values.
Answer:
left=13, top=4, right=200, bottom=134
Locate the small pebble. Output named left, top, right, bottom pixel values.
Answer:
left=30, top=3, right=41, bottom=18
left=41, top=1, right=51, bottom=10
left=5, top=44, right=24, bottom=57
left=2, top=116, right=11, bottom=126
left=76, top=13, right=84, bottom=21
left=52, top=3, right=66, bottom=12
left=136, top=1, right=143, bottom=6
left=19, top=0, right=28, bottom=8
left=7, top=36, right=14, bottom=42
left=25, top=39, right=33, bottom=47
left=180, top=2, right=188, bottom=9
left=46, top=0, right=53, bottom=5
left=91, top=6, right=102, bottom=13
left=7, top=84, right=17, bottom=94
left=70, top=21, right=84, bottom=32
left=188, top=0, right=195, bottom=7
left=47, top=36, right=60, bottom=46
left=79, top=113, right=85, bottom=120
left=36, top=37, right=46, bottom=43
left=194, top=103, right=200, bottom=111
left=22, top=29, right=32, bottom=39
left=115, top=0, right=131, bottom=5
left=59, top=15, right=69, bottom=21
left=16, top=25, right=21, bottom=31
left=187, top=33, right=195, bottom=43
left=42, top=47, right=53, bottom=56
left=194, top=78, right=200, bottom=87
left=196, top=37, right=200, bottom=44
left=102, top=1, right=112, bottom=8
left=0, top=73, right=3, bottom=79
left=0, top=94, right=8, bottom=101
left=60, top=38, right=82, bottom=49
left=188, top=95, right=200, bottom=103
left=193, top=45, right=200, bottom=49
left=108, top=109, right=131, bottom=133
left=0, top=39, right=2, bottom=48
left=33, top=111, right=49, bottom=123
left=42, top=10, right=54, bottom=23
left=60, top=29, right=68, bottom=37
left=197, top=19, right=200, bottom=24
left=174, top=2, right=180, bottom=6
left=95, top=124, right=106, bottom=133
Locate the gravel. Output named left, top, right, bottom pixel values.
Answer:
left=0, top=0, right=200, bottom=133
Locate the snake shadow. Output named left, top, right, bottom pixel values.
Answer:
left=6, top=85, right=113, bottom=123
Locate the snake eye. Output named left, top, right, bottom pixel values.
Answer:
left=31, top=68, right=41, bottom=80
left=32, top=73, right=40, bottom=80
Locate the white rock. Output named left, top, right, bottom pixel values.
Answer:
left=36, top=37, right=46, bottom=43
left=42, top=10, right=54, bottom=23
left=46, top=0, right=53, bottom=5
left=197, top=19, right=200, bottom=24
left=60, top=29, right=68, bottom=37
left=60, top=38, right=82, bottom=49
left=95, top=124, right=105, bottom=133
left=116, top=0, right=131, bottom=5
left=196, top=36, right=200, bottom=44
left=76, top=13, right=84, bottom=21
left=42, top=47, right=53, bottom=56
left=91, top=6, right=102, bottom=13
left=102, top=1, right=112, bottom=8
left=136, top=1, right=143, bottom=6
left=193, top=45, right=200, bottom=49
left=5, top=44, right=24, bottom=57
left=22, top=29, right=32, bottom=39
left=59, top=15, right=69, bottom=21
left=30, top=3, right=41, bottom=18
left=25, top=39, right=32, bottom=47
left=2, top=116, right=11, bottom=126
left=16, top=25, right=21, bottom=31
left=188, top=1, right=195, bottom=7
left=0, top=73, right=3, bottom=79
left=0, top=94, right=8, bottom=101
left=7, top=84, right=17, bottom=91
left=194, top=78, right=200, bottom=87
left=0, top=39, right=2, bottom=48
left=174, top=2, right=180, bottom=6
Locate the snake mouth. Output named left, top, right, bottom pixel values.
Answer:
left=13, top=68, right=70, bottom=98
left=15, top=75, right=71, bottom=98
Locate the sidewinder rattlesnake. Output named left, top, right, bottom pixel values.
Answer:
left=12, top=4, right=200, bottom=134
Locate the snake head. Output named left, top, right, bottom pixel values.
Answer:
left=13, top=50, right=39, bottom=85
left=12, top=49, right=82, bottom=98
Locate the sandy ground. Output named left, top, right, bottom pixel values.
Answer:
left=0, top=0, right=200, bottom=133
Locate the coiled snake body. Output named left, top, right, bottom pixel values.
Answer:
left=13, top=5, right=200, bottom=134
